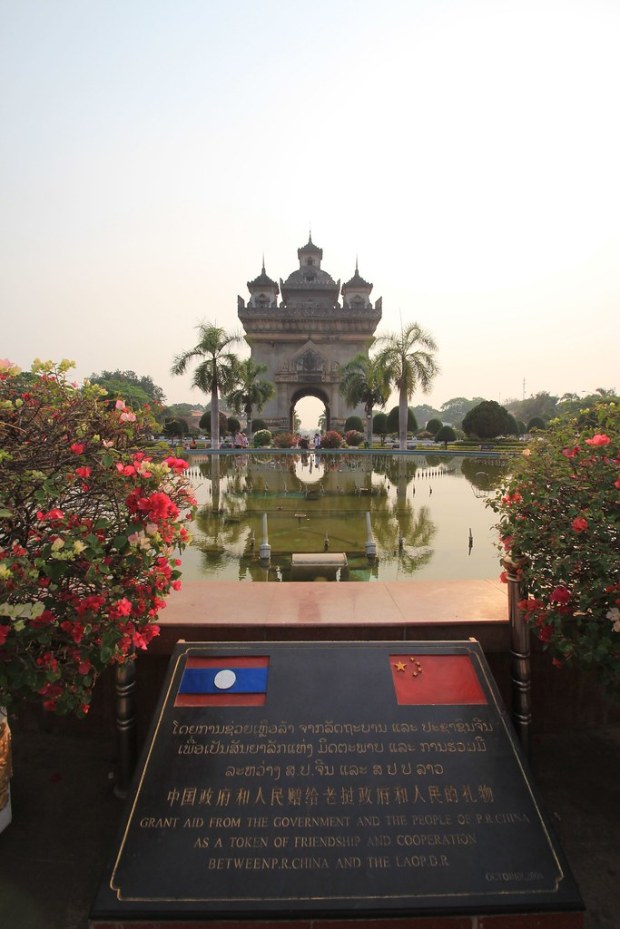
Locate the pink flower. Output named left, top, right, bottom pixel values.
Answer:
left=571, top=516, right=589, bottom=533
left=115, top=399, right=126, bottom=410
left=120, top=411, right=137, bottom=423
left=585, top=434, right=611, bottom=447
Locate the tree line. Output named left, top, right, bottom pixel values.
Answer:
left=90, top=329, right=616, bottom=446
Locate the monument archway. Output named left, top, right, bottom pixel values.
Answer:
left=237, top=236, right=382, bottom=434
left=289, top=386, right=331, bottom=433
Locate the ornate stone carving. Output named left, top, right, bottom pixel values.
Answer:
left=238, top=237, right=382, bottom=431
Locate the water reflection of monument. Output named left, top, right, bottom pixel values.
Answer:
left=188, top=453, right=507, bottom=583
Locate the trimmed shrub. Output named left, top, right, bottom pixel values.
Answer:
left=373, top=412, right=389, bottom=445
left=527, top=416, right=547, bottom=432
left=435, top=425, right=456, bottom=446
left=227, top=416, right=241, bottom=436
left=387, top=406, right=418, bottom=435
left=273, top=431, right=295, bottom=448
left=252, top=429, right=272, bottom=448
left=345, top=430, right=364, bottom=447
left=344, top=415, right=364, bottom=433
left=199, top=411, right=227, bottom=436
left=163, top=418, right=188, bottom=437
left=463, top=400, right=512, bottom=439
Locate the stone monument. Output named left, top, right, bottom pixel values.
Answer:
left=237, top=236, right=382, bottom=433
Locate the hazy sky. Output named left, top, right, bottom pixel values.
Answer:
left=1, top=0, right=618, bottom=420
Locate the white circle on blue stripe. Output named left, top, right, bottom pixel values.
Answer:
left=214, top=669, right=236, bottom=690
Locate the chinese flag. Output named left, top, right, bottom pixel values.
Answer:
left=389, top=654, right=487, bottom=706
left=175, top=655, right=269, bottom=707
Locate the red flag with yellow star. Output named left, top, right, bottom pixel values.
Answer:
left=389, top=654, right=487, bottom=705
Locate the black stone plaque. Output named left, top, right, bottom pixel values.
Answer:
left=91, top=641, right=583, bottom=922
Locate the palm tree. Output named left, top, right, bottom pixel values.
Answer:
left=226, top=358, right=274, bottom=441
left=374, top=322, right=439, bottom=450
left=339, top=353, right=391, bottom=447
left=171, top=323, right=242, bottom=449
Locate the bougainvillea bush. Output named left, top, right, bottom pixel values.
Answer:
left=319, top=430, right=343, bottom=449
left=0, top=360, right=196, bottom=716
left=490, top=402, right=620, bottom=696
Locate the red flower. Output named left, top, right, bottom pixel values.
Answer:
left=549, top=586, right=571, bottom=605
left=70, top=443, right=85, bottom=454
left=30, top=609, right=56, bottom=628
left=0, top=624, right=9, bottom=646
left=585, top=433, right=611, bottom=447
left=36, top=508, right=64, bottom=522
left=75, top=594, right=106, bottom=615
left=75, top=466, right=91, bottom=479
left=60, top=620, right=85, bottom=644
left=571, top=517, right=589, bottom=533
left=110, top=598, right=133, bottom=618
left=164, top=456, right=189, bottom=473
left=562, top=446, right=580, bottom=458
left=139, top=492, right=179, bottom=522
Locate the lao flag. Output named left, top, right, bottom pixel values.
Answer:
left=390, top=654, right=487, bottom=706
left=175, top=655, right=269, bottom=707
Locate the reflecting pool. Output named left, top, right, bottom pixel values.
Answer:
left=181, top=452, right=509, bottom=583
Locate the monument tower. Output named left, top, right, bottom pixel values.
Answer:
left=237, top=236, right=382, bottom=433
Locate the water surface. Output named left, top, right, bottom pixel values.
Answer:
left=181, top=451, right=508, bottom=583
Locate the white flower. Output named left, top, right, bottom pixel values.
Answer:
left=607, top=607, right=620, bottom=633
left=128, top=531, right=153, bottom=551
